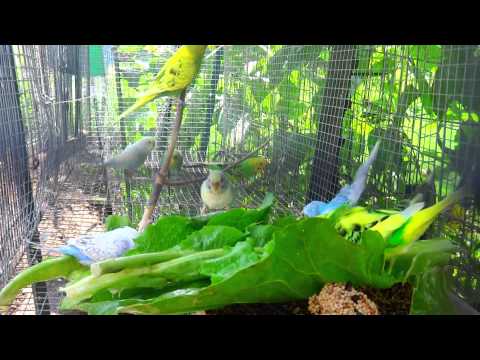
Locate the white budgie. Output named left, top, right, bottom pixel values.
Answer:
left=103, top=137, right=156, bottom=172
left=51, top=227, right=139, bottom=266
left=201, top=169, right=233, bottom=213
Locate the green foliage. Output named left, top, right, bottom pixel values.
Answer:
left=125, top=216, right=198, bottom=255
left=75, top=217, right=454, bottom=315
left=205, top=192, right=274, bottom=231
left=180, top=226, right=245, bottom=251
left=409, top=267, right=457, bottom=315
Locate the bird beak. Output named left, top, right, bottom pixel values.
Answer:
left=212, top=182, right=220, bottom=192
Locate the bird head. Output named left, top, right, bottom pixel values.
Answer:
left=207, top=170, right=227, bottom=193
left=170, top=150, right=184, bottom=168
left=185, top=45, right=208, bottom=57
left=253, top=157, right=269, bottom=172
left=142, top=137, right=156, bottom=152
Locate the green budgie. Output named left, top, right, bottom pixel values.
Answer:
left=369, top=201, right=425, bottom=240
left=387, top=189, right=465, bottom=247
left=160, top=150, right=183, bottom=176
left=334, top=206, right=399, bottom=242
left=384, top=189, right=466, bottom=259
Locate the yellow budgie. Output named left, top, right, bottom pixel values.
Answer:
left=119, top=45, right=207, bottom=120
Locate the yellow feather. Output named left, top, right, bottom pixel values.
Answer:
left=119, top=45, right=207, bottom=119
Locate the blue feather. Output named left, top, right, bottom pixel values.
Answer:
left=303, top=201, right=327, bottom=217
left=303, top=141, right=381, bottom=217
left=56, top=246, right=94, bottom=266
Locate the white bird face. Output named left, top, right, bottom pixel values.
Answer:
left=207, top=170, right=227, bottom=193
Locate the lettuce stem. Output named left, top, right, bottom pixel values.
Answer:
left=0, top=256, right=86, bottom=311
left=91, top=248, right=195, bottom=277
left=62, top=248, right=225, bottom=307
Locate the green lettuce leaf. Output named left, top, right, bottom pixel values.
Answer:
left=206, top=192, right=274, bottom=231
left=125, top=216, right=197, bottom=255
left=200, top=241, right=264, bottom=284
left=388, top=239, right=457, bottom=282
left=246, top=224, right=275, bottom=247
left=409, top=266, right=457, bottom=315
left=179, top=225, right=246, bottom=251
left=114, top=218, right=400, bottom=314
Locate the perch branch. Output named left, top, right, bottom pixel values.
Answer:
left=166, top=177, right=207, bottom=186
left=165, top=140, right=270, bottom=186
left=222, top=140, right=269, bottom=172
left=183, top=161, right=228, bottom=168
left=138, top=91, right=186, bottom=232
left=183, top=141, right=270, bottom=170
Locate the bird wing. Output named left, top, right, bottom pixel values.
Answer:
left=119, top=48, right=198, bottom=119
left=153, top=50, right=198, bottom=94
left=303, top=201, right=327, bottom=217
left=58, top=228, right=138, bottom=265
left=107, top=142, right=148, bottom=170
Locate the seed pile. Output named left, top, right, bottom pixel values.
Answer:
left=308, top=283, right=379, bottom=315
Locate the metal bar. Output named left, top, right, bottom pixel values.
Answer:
left=74, top=45, right=82, bottom=137
left=2, top=45, right=51, bottom=314
left=306, top=45, right=358, bottom=203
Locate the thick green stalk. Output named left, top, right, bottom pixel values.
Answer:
left=62, top=248, right=225, bottom=306
left=0, top=256, right=86, bottom=311
left=90, top=248, right=195, bottom=277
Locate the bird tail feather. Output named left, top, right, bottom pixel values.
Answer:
left=400, top=201, right=425, bottom=219
left=348, top=140, right=381, bottom=205
left=119, top=89, right=161, bottom=120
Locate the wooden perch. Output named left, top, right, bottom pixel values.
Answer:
left=223, top=140, right=269, bottom=172
left=165, top=140, right=270, bottom=186
left=183, top=141, right=270, bottom=169
left=183, top=161, right=227, bottom=168
left=137, top=91, right=186, bottom=232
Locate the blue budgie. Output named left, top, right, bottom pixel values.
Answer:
left=303, top=140, right=381, bottom=217
left=103, top=137, right=155, bottom=172
left=51, top=227, right=139, bottom=266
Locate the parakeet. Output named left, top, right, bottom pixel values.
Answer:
left=445, top=203, right=466, bottom=232
left=370, top=201, right=425, bottom=240
left=103, top=137, right=155, bottom=172
left=201, top=169, right=233, bottom=212
left=119, top=45, right=208, bottom=120
left=50, top=227, right=139, bottom=266
left=303, top=140, right=381, bottom=217
left=161, top=150, right=183, bottom=175
left=384, top=188, right=466, bottom=258
left=334, top=207, right=399, bottom=242
left=231, top=156, right=269, bottom=180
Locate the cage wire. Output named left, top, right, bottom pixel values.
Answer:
left=1, top=45, right=479, bottom=314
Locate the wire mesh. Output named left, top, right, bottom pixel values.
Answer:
left=0, top=45, right=91, bottom=314
left=1, top=45, right=479, bottom=314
